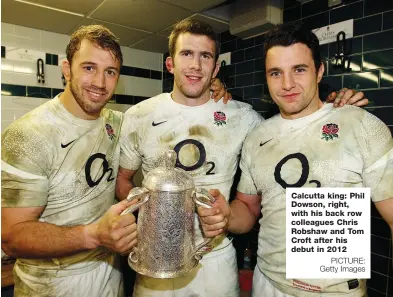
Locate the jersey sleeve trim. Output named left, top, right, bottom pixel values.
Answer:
left=2, top=161, right=48, bottom=207
left=2, top=161, right=47, bottom=179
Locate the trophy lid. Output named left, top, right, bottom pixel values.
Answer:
left=142, top=150, right=194, bottom=192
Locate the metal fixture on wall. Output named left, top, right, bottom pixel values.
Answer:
left=333, top=31, right=351, bottom=72
left=36, top=58, right=45, bottom=84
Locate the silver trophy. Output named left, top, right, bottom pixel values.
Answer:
left=121, top=150, right=215, bottom=278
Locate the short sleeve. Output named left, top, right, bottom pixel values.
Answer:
left=359, top=112, right=393, bottom=202
left=1, top=122, right=50, bottom=207
left=237, top=133, right=259, bottom=195
left=119, top=108, right=143, bottom=171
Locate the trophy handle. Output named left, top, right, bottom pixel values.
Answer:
left=192, top=188, right=217, bottom=259
left=128, top=247, right=139, bottom=264
left=121, top=187, right=149, bottom=264
left=120, top=187, right=150, bottom=215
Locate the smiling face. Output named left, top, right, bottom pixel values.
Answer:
left=166, top=33, right=219, bottom=104
left=266, top=43, right=324, bottom=119
left=62, top=39, right=120, bottom=119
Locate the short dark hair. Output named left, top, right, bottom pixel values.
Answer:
left=263, top=22, right=321, bottom=71
left=66, top=25, right=123, bottom=67
left=169, top=19, right=220, bottom=62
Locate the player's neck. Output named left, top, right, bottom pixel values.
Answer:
left=171, top=86, right=210, bottom=107
left=281, top=96, right=324, bottom=120
left=59, top=86, right=100, bottom=120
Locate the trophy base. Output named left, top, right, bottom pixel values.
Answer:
left=128, top=257, right=199, bottom=279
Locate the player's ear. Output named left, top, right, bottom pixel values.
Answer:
left=166, top=56, right=174, bottom=74
left=317, top=62, right=324, bottom=83
left=62, top=60, right=71, bottom=82
left=212, top=60, right=220, bottom=79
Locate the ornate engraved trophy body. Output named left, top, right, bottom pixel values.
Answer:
left=121, top=150, right=215, bottom=278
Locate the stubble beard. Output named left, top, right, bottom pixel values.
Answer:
left=69, top=74, right=110, bottom=116
left=176, top=74, right=213, bottom=99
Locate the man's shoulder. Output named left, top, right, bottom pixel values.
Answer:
left=124, top=93, right=168, bottom=117
left=329, top=104, right=381, bottom=126
left=333, top=104, right=365, bottom=116
left=2, top=102, right=57, bottom=169
left=225, top=99, right=254, bottom=112
left=243, top=114, right=278, bottom=143
left=223, top=99, right=263, bottom=122
left=3, top=100, right=57, bottom=136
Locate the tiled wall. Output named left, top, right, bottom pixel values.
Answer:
left=1, top=22, right=163, bottom=130
left=163, top=1, right=393, bottom=296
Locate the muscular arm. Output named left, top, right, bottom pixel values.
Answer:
left=2, top=201, right=137, bottom=259
left=1, top=206, right=99, bottom=258
left=116, top=166, right=138, bottom=201
left=227, top=191, right=261, bottom=234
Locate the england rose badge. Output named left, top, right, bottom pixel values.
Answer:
left=321, top=123, right=339, bottom=141
left=214, top=111, right=227, bottom=126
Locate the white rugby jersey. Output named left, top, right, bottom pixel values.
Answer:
left=2, top=95, right=123, bottom=275
left=120, top=93, right=263, bottom=249
left=238, top=103, right=393, bottom=297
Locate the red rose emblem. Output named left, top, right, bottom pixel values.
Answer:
left=214, top=112, right=226, bottom=121
left=213, top=111, right=227, bottom=126
left=321, top=123, right=339, bottom=141
left=105, top=123, right=116, bottom=141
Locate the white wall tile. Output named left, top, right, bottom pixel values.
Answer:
left=40, top=31, right=69, bottom=55
left=2, top=69, right=37, bottom=87
left=125, top=77, right=162, bottom=97
left=106, top=103, right=132, bottom=113
left=13, top=24, right=41, bottom=41
left=1, top=61, right=64, bottom=89
left=121, top=46, right=162, bottom=71
left=1, top=109, right=18, bottom=121
left=2, top=23, right=14, bottom=35
left=1, top=33, right=41, bottom=51
left=1, top=97, right=16, bottom=109
left=44, top=65, right=65, bottom=89
left=117, top=75, right=162, bottom=97
left=4, top=59, right=35, bottom=74
left=1, top=23, right=69, bottom=54
left=1, top=23, right=42, bottom=51
left=1, top=96, right=41, bottom=110
left=1, top=70, right=35, bottom=87
left=2, top=121, right=13, bottom=132
left=115, top=76, right=127, bottom=95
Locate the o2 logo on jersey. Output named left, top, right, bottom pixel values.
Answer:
left=173, top=139, right=215, bottom=175
left=85, top=153, right=114, bottom=187
left=274, top=153, right=321, bottom=189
